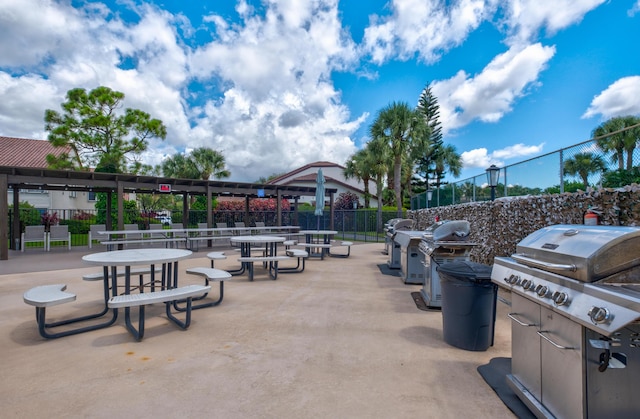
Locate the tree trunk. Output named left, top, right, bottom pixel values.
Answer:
left=363, top=175, right=371, bottom=208
left=394, top=155, right=402, bottom=218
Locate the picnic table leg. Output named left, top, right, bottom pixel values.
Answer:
left=227, top=242, right=248, bottom=276
left=268, top=261, right=279, bottom=280
left=35, top=267, right=119, bottom=338
left=247, top=261, right=254, bottom=281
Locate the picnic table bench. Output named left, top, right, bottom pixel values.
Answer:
left=281, top=249, right=309, bottom=273
left=23, top=284, right=117, bottom=339
left=237, top=255, right=291, bottom=281
left=180, top=267, right=233, bottom=309
left=108, top=284, right=211, bottom=341
left=82, top=266, right=163, bottom=291
left=296, top=241, right=352, bottom=259
left=101, top=237, right=187, bottom=250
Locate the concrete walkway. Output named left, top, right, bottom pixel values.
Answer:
left=0, top=243, right=515, bottom=418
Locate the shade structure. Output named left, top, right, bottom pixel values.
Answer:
left=315, top=169, right=325, bottom=229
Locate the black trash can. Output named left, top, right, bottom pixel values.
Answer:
left=437, top=261, right=497, bottom=351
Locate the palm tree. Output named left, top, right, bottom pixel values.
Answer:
left=344, top=149, right=373, bottom=208
left=370, top=102, right=428, bottom=217
left=563, top=152, right=607, bottom=188
left=431, top=144, right=462, bottom=204
left=161, top=153, right=199, bottom=179
left=622, top=115, right=640, bottom=168
left=593, top=116, right=640, bottom=170
left=162, top=148, right=230, bottom=181
left=366, top=137, right=392, bottom=231
left=190, top=147, right=231, bottom=180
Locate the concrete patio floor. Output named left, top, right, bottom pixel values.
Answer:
left=0, top=243, right=515, bottom=418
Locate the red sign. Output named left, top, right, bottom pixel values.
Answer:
left=159, top=184, right=171, bottom=192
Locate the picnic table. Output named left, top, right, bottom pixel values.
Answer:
left=298, top=230, right=338, bottom=259
left=229, top=235, right=287, bottom=280
left=81, top=248, right=206, bottom=340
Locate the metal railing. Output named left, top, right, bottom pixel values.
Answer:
left=9, top=209, right=402, bottom=249
left=411, top=134, right=640, bottom=209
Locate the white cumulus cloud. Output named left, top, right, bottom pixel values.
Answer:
left=362, top=0, right=498, bottom=64
left=500, top=0, right=605, bottom=45
left=582, top=76, right=640, bottom=119
left=461, top=142, right=544, bottom=169
left=432, top=43, right=555, bottom=133
left=0, top=0, right=366, bottom=182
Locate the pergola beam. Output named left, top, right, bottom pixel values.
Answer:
left=0, top=165, right=336, bottom=260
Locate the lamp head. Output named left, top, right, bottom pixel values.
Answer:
left=486, top=165, right=500, bottom=187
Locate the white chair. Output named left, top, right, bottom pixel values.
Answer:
left=216, top=222, right=233, bottom=245
left=88, top=224, right=105, bottom=249
left=124, top=223, right=142, bottom=240
left=47, top=225, right=71, bottom=251
left=216, top=222, right=233, bottom=236
left=169, top=224, right=188, bottom=248
left=171, top=224, right=188, bottom=238
left=147, top=223, right=165, bottom=239
left=21, top=225, right=46, bottom=252
left=197, top=223, right=210, bottom=237
left=234, top=221, right=250, bottom=235
left=254, top=221, right=271, bottom=233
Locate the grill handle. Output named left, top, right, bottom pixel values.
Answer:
left=537, top=331, right=576, bottom=350
left=512, top=254, right=577, bottom=272
left=507, top=313, right=537, bottom=327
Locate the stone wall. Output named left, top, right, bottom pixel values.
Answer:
left=408, top=185, right=640, bottom=265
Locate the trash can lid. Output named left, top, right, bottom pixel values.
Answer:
left=436, top=260, right=492, bottom=283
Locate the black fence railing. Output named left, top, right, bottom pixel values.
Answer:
left=411, top=134, right=640, bottom=209
left=8, top=209, right=404, bottom=250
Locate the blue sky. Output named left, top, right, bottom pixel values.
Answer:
left=1, top=0, right=639, bottom=183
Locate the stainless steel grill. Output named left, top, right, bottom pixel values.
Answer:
left=385, top=219, right=414, bottom=269
left=394, top=231, right=427, bottom=284
left=419, top=221, right=475, bottom=308
left=491, top=224, right=640, bottom=418
left=383, top=218, right=403, bottom=256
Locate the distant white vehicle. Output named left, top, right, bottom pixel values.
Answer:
left=156, top=215, right=172, bottom=225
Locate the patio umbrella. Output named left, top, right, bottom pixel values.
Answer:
left=314, top=169, right=325, bottom=230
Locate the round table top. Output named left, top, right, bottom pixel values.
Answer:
left=230, top=235, right=286, bottom=244
left=299, top=230, right=338, bottom=235
left=82, top=248, right=192, bottom=266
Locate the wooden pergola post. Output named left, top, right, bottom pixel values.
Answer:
left=0, top=174, right=8, bottom=259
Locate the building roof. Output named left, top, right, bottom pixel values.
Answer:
left=0, top=136, right=69, bottom=168
left=267, top=161, right=341, bottom=185
left=268, top=161, right=376, bottom=198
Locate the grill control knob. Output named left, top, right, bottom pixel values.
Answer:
left=588, top=306, right=611, bottom=324
left=535, top=285, right=550, bottom=298
left=505, top=274, right=520, bottom=285
left=552, top=291, right=569, bottom=306
left=521, top=279, right=535, bottom=291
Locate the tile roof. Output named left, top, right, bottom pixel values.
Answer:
left=0, top=136, right=70, bottom=168
left=267, top=161, right=343, bottom=184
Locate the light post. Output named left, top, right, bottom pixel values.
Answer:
left=426, top=189, right=433, bottom=209
left=486, top=164, right=500, bottom=201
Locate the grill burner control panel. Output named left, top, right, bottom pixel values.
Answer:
left=505, top=274, right=571, bottom=306
left=492, top=257, right=640, bottom=336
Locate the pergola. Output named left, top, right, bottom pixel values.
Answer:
left=0, top=165, right=337, bottom=260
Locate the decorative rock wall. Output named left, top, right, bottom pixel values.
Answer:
left=409, top=185, right=640, bottom=265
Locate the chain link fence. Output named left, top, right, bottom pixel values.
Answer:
left=412, top=135, right=640, bottom=209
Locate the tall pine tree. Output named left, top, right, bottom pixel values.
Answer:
left=415, top=83, right=443, bottom=188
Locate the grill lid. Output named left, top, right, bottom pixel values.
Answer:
left=386, top=219, right=414, bottom=236
left=514, top=224, right=640, bottom=282
left=393, top=230, right=427, bottom=247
